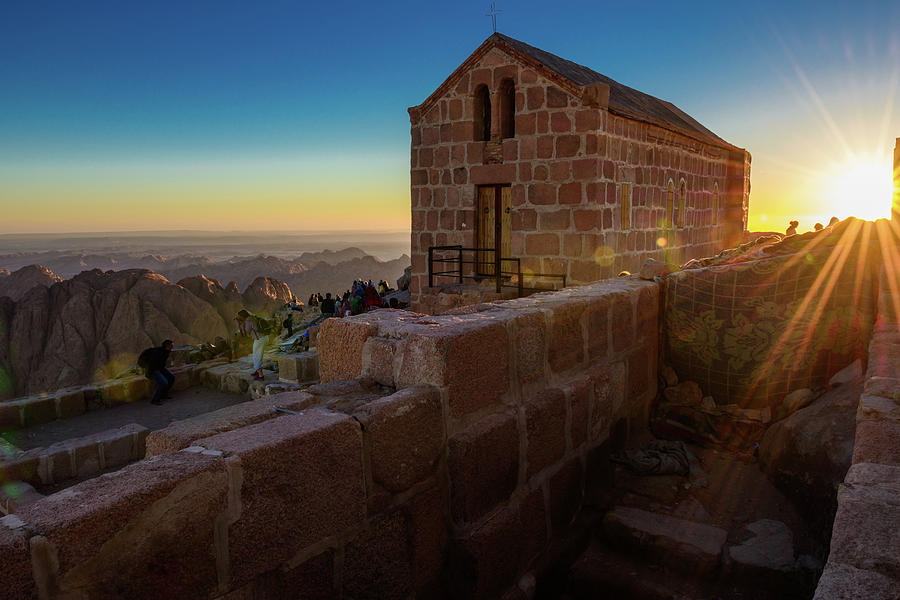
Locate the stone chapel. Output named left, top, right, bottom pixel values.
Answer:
left=407, top=33, right=751, bottom=312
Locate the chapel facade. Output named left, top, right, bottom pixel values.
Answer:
left=407, top=33, right=751, bottom=311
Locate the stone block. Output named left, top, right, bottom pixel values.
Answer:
left=449, top=506, right=522, bottom=600
left=318, top=318, right=376, bottom=383
left=829, top=480, right=900, bottom=580
left=71, top=438, right=102, bottom=479
left=853, top=420, right=900, bottom=466
left=864, top=376, right=900, bottom=399
left=858, top=394, right=900, bottom=422
left=222, top=371, right=251, bottom=395
left=548, top=459, right=583, bottom=531
left=277, top=352, right=316, bottom=384
left=601, top=506, right=727, bottom=575
left=0, top=516, right=36, bottom=599
left=268, top=551, right=334, bottom=600
left=609, top=293, right=635, bottom=353
left=567, top=376, right=591, bottom=449
left=1, top=454, right=39, bottom=487
left=636, top=285, right=659, bottom=341
left=17, top=451, right=228, bottom=599
left=0, top=401, right=22, bottom=428
left=585, top=296, right=610, bottom=360
left=525, top=389, right=566, bottom=478
left=400, top=319, right=509, bottom=418
left=546, top=301, right=586, bottom=374
left=361, top=337, right=400, bottom=387
left=407, top=486, right=449, bottom=595
left=100, top=424, right=149, bottom=469
left=627, top=344, right=655, bottom=400
left=99, top=376, right=149, bottom=406
left=144, top=391, right=317, bottom=456
left=509, top=310, right=547, bottom=388
left=353, top=386, right=442, bottom=493
left=588, top=363, right=626, bottom=441
left=19, top=396, right=56, bottom=427
left=0, top=480, right=44, bottom=513
left=814, top=563, right=900, bottom=600
left=868, top=343, right=900, bottom=379
left=448, top=411, right=519, bottom=524
left=54, top=389, right=86, bottom=419
left=518, top=486, right=548, bottom=565
left=200, top=409, right=366, bottom=587
left=45, top=445, right=75, bottom=485
left=342, top=511, right=413, bottom=600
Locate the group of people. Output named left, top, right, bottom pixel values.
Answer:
left=139, top=278, right=399, bottom=404
left=785, top=216, right=839, bottom=236
left=309, top=279, right=397, bottom=318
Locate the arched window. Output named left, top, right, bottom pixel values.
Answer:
left=713, top=182, right=719, bottom=225
left=499, top=79, right=515, bottom=139
left=473, top=85, right=491, bottom=142
left=666, top=179, right=675, bottom=227
left=678, top=179, right=687, bottom=228
left=621, top=183, right=632, bottom=230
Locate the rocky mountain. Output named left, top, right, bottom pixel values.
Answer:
left=0, top=265, right=62, bottom=301
left=0, top=269, right=229, bottom=398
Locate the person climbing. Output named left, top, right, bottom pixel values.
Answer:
left=138, top=339, right=175, bottom=405
left=235, top=309, right=269, bottom=381
left=282, top=313, right=294, bottom=337
left=814, top=222, right=823, bottom=231
left=785, top=220, right=799, bottom=236
left=828, top=216, right=839, bottom=227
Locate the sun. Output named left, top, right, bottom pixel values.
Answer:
left=822, top=156, right=894, bottom=222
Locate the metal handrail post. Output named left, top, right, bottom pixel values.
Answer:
left=428, top=247, right=434, bottom=288
left=494, top=247, right=501, bottom=293
left=458, top=247, right=463, bottom=283
left=518, top=259, right=523, bottom=298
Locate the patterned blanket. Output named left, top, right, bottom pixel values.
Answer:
left=663, top=218, right=882, bottom=409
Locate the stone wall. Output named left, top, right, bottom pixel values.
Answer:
left=0, top=278, right=658, bottom=599
left=814, top=266, right=900, bottom=598
left=409, top=43, right=750, bottom=312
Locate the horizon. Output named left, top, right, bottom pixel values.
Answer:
left=2, top=1, right=899, bottom=235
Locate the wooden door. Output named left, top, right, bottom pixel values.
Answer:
left=477, top=185, right=511, bottom=276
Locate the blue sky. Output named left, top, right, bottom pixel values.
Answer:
left=1, top=0, right=898, bottom=232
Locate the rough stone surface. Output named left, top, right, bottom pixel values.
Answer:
left=448, top=411, right=519, bottom=524
left=317, top=318, right=376, bottom=383
left=17, top=450, right=228, bottom=599
left=144, top=391, right=317, bottom=456
left=200, top=409, right=366, bottom=587
left=353, top=386, right=442, bottom=493
left=342, top=511, right=413, bottom=600
left=727, top=519, right=795, bottom=575
left=524, top=388, right=566, bottom=477
left=759, top=380, right=859, bottom=513
left=853, top=419, right=900, bottom=466
left=829, top=359, right=864, bottom=387
left=449, top=507, right=523, bottom=600
left=814, top=563, right=900, bottom=600
left=601, top=506, right=728, bottom=575
left=0, top=516, right=36, bottom=599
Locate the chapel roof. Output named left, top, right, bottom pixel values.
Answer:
left=412, top=33, right=739, bottom=151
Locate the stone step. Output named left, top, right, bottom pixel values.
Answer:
left=0, top=481, right=45, bottom=515
left=600, top=506, right=727, bottom=575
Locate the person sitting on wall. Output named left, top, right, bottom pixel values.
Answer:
left=138, top=339, right=175, bottom=406
left=234, top=309, right=269, bottom=381
left=785, top=220, right=799, bottom=236
left=828, top=216, right=840, bottom=227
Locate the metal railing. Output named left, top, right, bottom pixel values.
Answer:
left=427, top=245, right=567, bottom=297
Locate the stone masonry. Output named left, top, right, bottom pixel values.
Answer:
left=408, top=33, right=751, bottom=312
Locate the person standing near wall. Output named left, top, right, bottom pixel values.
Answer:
left=235, top=309, right=268, bottom=381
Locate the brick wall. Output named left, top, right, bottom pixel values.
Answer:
left=0, top=279, right=658, bottom=600
left=409, top=46, right=750, bottom=312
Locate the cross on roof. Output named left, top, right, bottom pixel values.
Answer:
left=486, top=2, right=501, bottom=33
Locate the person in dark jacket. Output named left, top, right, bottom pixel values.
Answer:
left=320, top=293, right=336, bottom=317
left=139, top=339, right=175, bottom=405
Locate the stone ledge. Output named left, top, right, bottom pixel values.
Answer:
left=144, top=391, right=319, bottom=457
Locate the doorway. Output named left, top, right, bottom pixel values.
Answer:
left=476, top=184, right=511, bottom=276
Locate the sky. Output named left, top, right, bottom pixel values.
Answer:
left=1, top=0, right=898, bottom=234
